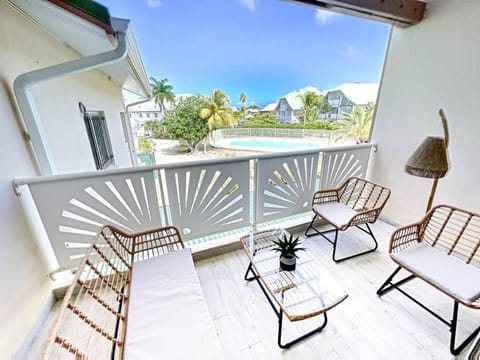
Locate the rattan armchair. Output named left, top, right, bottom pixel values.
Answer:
left=377, top=205, right=480, bottom=355
left=305, top=177, right=391, bottom=262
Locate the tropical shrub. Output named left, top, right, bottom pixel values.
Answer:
left=137, top=136, right=156, bottom=154
left=334, top=102, right=375, bottom=143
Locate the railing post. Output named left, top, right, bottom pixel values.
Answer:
left=252, top=158, right=258, bottom=231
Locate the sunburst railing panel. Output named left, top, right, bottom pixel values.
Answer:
left=162, top=161, right=250, bottom=240
left=256, top=151, right=319, bottom=224
left=28, top=171, right=159, bottom=269
left=320, top=146, right=373, bottom=189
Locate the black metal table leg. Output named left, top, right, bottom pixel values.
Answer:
left=245, top=262, right=329, bottom=349
left=244, top=262, right=257, bottom=281
left=277, top=311, right=328, bottom=349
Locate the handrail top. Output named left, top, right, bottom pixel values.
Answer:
left=12, top=143, right=376, bottom=189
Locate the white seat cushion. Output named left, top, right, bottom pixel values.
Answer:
left=392, top=242, right=480, bottom=303
left=313, top=202, right=358, bottom=229
left=125, top=248, right=224, bottom=359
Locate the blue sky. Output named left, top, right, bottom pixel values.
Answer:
left=101, top=0, right=390, bottom=107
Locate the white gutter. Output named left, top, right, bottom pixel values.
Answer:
left=13, top=17, right=130, bottom=175
left=125, top=96, right=152, bottom=166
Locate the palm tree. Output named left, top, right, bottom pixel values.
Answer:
left=239, top=92, right=248, bottom=124
left=334, top=102, right=375, bottom=144
left=200, top=89, right=233, bottom=153
left=149, top=77, right=175, bottom=113
left=317, top=95, right=332, bottom=119
left=297, top=91, right=321, bottom=125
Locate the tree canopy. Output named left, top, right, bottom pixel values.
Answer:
left=149, top=77, right=175, bottom=113
left=144, top=120, right=164, bottom=138
left=163, top=96, right=209, bottom=152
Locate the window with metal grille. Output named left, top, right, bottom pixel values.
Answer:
left=83, top=110, right=114, bottom=170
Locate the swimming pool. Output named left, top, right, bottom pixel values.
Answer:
left=226, top=138, right=322, bottom=151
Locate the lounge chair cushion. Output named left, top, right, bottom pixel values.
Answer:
left=391, top=242, right=480, bottom=303
left=125, top=248, right=223, bottom=359
left=313, top=202, right=358, bottom=229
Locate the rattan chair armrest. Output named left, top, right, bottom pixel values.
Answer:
left=389, top=223, right=422, bottom=254
left=346, top=208, right=380, bottom=228
left=312, top=189, right=340, bottom=206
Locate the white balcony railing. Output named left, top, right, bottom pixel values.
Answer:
left=13, top=143, right=375, bottom=270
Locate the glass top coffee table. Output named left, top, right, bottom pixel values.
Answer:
left=241, top=228, right=348, bottom=348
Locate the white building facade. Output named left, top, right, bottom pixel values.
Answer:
left=0, top=0, right=150, bottom=355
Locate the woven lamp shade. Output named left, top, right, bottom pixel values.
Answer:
left=405, top=136, right=449, bottom=179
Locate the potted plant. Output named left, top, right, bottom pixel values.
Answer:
left=272, top=233, right=305, bottom=271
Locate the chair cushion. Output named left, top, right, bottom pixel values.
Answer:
left=313, top=202, right=358, bottom=229
left=125, top=248, right=224, bottom=359
left=391, top=242, right=480, bottom=304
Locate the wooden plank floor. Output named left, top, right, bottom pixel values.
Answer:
left=28, top=220, right=479, bottom=359
left=195, top=221, right=480, bottom=359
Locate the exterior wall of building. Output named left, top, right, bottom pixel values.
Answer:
left=371, top=0, right=480, bottom=224
left=128, top=101, right=163, bottom=137
left=323, top=90, right=356, bottom=120
left=276, top=98, right=299, bottom=123
left=276, top=98, right=290, bottom=123
left=0, top=1, right=131, bottom=354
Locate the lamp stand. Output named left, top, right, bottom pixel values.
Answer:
left=426, top=177, right=439, bottom=213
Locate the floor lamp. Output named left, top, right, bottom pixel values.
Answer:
left=405, top=109, right=450, bottom=213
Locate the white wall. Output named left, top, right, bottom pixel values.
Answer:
left=371, top=0, right=480, bottom=224
left=0, top=1, right=130, bottom=355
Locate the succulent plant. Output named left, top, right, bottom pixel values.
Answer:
left=272, top=234, right=305, bottom=258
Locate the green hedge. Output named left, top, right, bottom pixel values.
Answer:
left=242, top=119, right=338, bottom=130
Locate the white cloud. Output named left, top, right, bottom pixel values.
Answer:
left=146, top=0, right=163, bottom=8
left=315, top=9, right=338, bottom=25
left=341, top=45, right=361, bottom=58
left=239, top=0, right=256, bottom=13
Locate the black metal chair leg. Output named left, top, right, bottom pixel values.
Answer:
left=304, top=214, right=320, bottom=237
left=331, top=224, right=378, bottom=263
left=377, top=266, right=402, bottom=295
left=450, top=301, right=480, bottom=355
left=377, top=268, right=480, bottom=356
left=277, top=311, right=328, bottom=349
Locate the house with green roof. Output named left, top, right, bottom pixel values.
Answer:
left=274, top=84, right=378, bottom=123
left=322, top=83, right=378, bottom=120
left=274, top=86, right=321, bottom=124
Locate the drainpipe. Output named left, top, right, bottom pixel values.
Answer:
left=13, top=18, right=130, bottom=175
left=125, top=97, right=152, bottom=166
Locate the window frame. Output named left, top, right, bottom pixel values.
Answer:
left=83, top=110, right=115, bottom=170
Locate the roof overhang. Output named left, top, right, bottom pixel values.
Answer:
left=286, top=0, right=426, bottom=27
left=8, top=0, right=151, bottom=98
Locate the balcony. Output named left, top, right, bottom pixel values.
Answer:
left=13, top=144, right=480, bottom=358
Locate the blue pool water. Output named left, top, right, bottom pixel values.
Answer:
left=228, top=138, right=321, bottom=151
